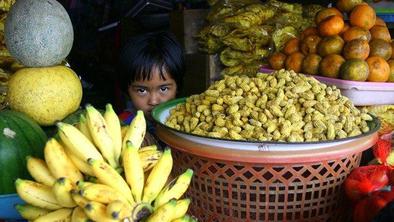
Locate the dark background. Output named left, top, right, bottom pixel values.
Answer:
left=57, top=0, right=384, bottom=112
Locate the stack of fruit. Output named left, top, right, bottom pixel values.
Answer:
left=268, top=0, right=394, bottom=83
left=15, top=104, right=195, bottom=222
left=4, top=0, right=81, bottom=126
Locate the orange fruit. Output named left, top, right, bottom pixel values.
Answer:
left=343, top=39, right=370, bottom=60
left=317, top=35, right=345, bottom=57
left=375, top=17, right=387, bottom=27
left=285, top=52, right=305, bottom=73
left=391, top=41, right=394, bottom=59
left=388, top=59, right=394, bottom=82
left=369, top=25, right=391, bottom=42
left=315, top=7, right=343, bottom=25
left=319, top=54, right=346, bottom=78
left=366, top=56, right=390, bottom=82
left=340, top=22, right=350, bottom=35
left=300, top=34, right=321, bottom=55
left=349, top=4, right=376, bottom=30
left=340, top=58, right=369, bottom=81
left=369, top=38, right=392, bottom=60
left=300, top=27, right=319, bottom=40
left=268, top=52, right=287, bottom=70
left=342, top=26, right=371, bottom=42
left=319, top=15, right=345, bottom=36
left=282, top=38, right=300, bottom=55
left=336, top=0, right=363, bottom=13
left=302, top=53, right=322, bottom=75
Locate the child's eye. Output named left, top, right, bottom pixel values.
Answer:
left=137, top=88, right=147, bottom=94
left=160, top=86, right=169, bottom=92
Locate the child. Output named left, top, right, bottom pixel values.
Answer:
left=118, top=31, right=185, bottom=135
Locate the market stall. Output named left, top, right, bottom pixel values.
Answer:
left=0, top=0, right=394, bottom=222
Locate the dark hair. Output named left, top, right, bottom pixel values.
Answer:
left=119, top=31, right=185, bottom=92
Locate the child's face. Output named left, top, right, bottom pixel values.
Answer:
left=128, top=67, right=177, bottom=120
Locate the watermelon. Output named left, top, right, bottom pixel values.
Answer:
left=0, top=110, right=47, bottom=194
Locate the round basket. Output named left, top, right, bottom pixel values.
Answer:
left=153, top=99, right=380, bottom=222
left=157, top=126, right=378, bottom=222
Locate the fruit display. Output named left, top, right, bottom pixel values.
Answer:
left=14, top=104, right=196, bottom=222
left=0, top=109, right=47, bottom=194
left=1, top=0, right=82, bottom=127
left=268, top=1, right=394, bottom=83
left=6, top=66, right=83, bottom=126
left=4, top=0, right=73, bottom=67
left=197, top=0, right=322, bottom=76
left=165, top=69, right=373, bottom=142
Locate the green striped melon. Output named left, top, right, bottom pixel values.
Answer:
left=0, top=110, right=47, bottom=194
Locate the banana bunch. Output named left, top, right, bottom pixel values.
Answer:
left=15, top=104, right=196, bottom=222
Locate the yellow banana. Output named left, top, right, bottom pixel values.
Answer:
left=154, top=169, right=193, bottom=209
left=26, top=156, right=56, bottom=186
left=141, top=158, right=160, bottom=172
left=70, top=189, right=90, bottom=208
left=15, top=179, right=61, bottom=210
left=87, top=158, right=134, bottom=204
left=34, top=208, right=73, bottom=222
left=123, top=141, right=144, bottom=202
left=130, top=202, right=153, bottom=221
left=173, top=215, right=197, bottom=222
left=121, top=126, right=128, bottom=140
left=171, top=215, right=192, bottom=222
left=78, top=114, right=93, bottom=142
left=57, top=122, right=103, bottom=162
left=106, top=200, right=132, bottom=220
left=83, top=201, right=118, bottom=222
left=65, top=149, right=94, bottom=176
left=145, top=199, right=177, bottom=222
left=85, top=104, right=118, bottom=168
left=15, top=204, right=51, bottom=220
left=104, top=103, right=122, bottom=165
left=52, top=177, right=76, bottom=208
left=142, top=149, right=173, bottom=204
left=44, top=138, right=83, bottom=184
left=139, top=145, right=158, bottom=153
left=123, top=110, right=146, bottom=150
left=79, top=183, right=130, bottom=205
left=76, top=181, right=95, bottom=191
left=171, top=199, right=191, bottom=220
left=139, top=150, right=162, bottom=172
left=71, top=207, right=91, bottom=222
left=139, top=149, right=162, bottom=160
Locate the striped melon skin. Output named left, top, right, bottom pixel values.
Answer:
left=0, top=110, right=47, bottom=194
left=4, top=0, right=73, bottom=67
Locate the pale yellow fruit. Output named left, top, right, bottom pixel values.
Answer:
left=7, top=66, right=82, bottom=126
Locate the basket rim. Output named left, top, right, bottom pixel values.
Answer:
left=156, top=124, right=378, bottom=164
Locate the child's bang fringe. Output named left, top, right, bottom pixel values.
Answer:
left=133, top=61, right=168, bottom=81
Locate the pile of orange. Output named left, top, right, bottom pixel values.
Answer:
left=268, top=0, right=394, bottom=82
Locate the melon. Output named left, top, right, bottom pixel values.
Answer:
left=4, top=0, right=73, bottom=67
left=0, top=110, right=47, bottom=194
left=7, top=66, right=83, bottom=126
